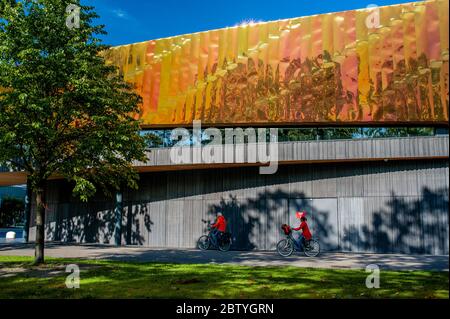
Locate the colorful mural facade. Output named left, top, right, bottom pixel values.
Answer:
left=104, top=0, right=449, bottom=127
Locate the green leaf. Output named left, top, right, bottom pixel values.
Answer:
left=0, top=0, right=146, bottom=202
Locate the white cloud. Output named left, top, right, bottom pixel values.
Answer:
left=112, top=9, right=129, bottom=19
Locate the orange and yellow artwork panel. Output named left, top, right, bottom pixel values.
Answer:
left=104, top=0, right=449, bottom=127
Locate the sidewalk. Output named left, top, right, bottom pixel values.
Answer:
left=0, top=242, right=448, bottom=271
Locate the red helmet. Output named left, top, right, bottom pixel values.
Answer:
left=296, top=211, right=306, bottom=219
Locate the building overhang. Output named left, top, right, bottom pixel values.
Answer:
left=1, top=135, right=448, bottom=187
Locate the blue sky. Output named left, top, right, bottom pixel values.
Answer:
left=84, top=0, right=419, bottom=46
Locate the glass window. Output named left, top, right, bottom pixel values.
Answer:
left=435, top=128, right=449, bottom=135
left=140, top=126, right=441, bottom=148
left=141, top=130, right=164, bottom=148
left=407, top=127, right=435, bottom=136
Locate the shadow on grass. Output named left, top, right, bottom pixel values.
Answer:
left=0, top=257, right=448, bottom=299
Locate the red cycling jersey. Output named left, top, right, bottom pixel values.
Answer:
left=212, top=216, right=227, bottom=232
left=293, top=221, right=312, bottom=240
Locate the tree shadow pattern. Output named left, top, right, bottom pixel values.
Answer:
left=33, top=162, right=448, bottom=254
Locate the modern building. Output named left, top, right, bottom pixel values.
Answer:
left=0, top=166, right=26, bottom=207
left=0, top=0, right=448, bottom=254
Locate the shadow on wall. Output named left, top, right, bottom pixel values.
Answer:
left=204, top=187, right=448, bottom=253
left=341, top=187, right=449, bottom=254
left=41, top=185, right=448, bottom=254
left=204, top=190, right=339, bottom=251
left=46, top=202, right=117, bottom=245
left=45, top=201, right=154, bottom=246
left=124, top=202, right=153, bottom=245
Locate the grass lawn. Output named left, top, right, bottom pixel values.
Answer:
left=0, top=256, right=448, bottom=299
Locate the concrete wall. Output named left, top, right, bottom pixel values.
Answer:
left=30, top=158, right=449, bottom=254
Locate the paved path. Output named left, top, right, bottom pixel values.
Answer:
left=0, top=242, right=448, bottom=271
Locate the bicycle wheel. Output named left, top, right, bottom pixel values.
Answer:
left=276, top=239, right=294, bottom=257
left=218, top=238, right=231, bottom=252
left=197, top=235, right=210, bottom=250
left=304, top=239, right=320, bottom=257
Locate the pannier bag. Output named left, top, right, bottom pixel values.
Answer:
left=281, top=224, right=291, bottom=235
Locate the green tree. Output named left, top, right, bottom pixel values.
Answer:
left=363, top=127, right=434, bottom=138
left=0, top=0, right=147, bottom=263
left=141, top=131, right=165, bottom=148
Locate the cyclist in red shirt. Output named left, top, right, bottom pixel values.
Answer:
left=292, top=211, right=312, bottom=248
left=210, top=212, right=227, bottom=247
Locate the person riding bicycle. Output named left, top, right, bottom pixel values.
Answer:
left=292, top=211, right=312, bottom=248
left=210, top=212, right=227, bottom=247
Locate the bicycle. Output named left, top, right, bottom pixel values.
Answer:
left=197, top=219, right=232, bottom=252
left=276, top=224, right=320, bottom=257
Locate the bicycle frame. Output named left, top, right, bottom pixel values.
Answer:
left=205, top=225, right=220, bottom=248
left=199, top=219, right=231, bottom=252
left=286, top=233, right=304, bottom=251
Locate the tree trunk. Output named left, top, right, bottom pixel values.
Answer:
left=34, top=184, right=46, bottom=264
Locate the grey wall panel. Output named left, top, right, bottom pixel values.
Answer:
left=439, top=137, right=449, bottom=155
left=165, top=201, right=185, bottom=248
left=289, top=165, right=312, bottom=198
left=363, top=197, right=394, bottom=253
left=181, top=199, right=204, bottom=248
left=420, top=189, right=449, bottom=255
left=38, top=157, right=449, bottom=255
left=150, top=172, right=168, bottom=201
left=390, top=196, right=422, bottom=254
left=222, top=168, right=246, bottom=199
left=390, top=138, right=400, bottom=157
left=297, top=141, right=305, bottom=158
left=95, top=207, right=116, bottom=245
left=202, top=169, right=224, bottom=199
left=167, top=171, right=188, bottom=199
left=124, top=202, right=150, bottom=246
left=265, top=197, right=288, bottom=250
left=389, top=161, right=419, bottom=196
left=192, top=199, right=206, bottom=245
left=338, top=198, right=365, bottom=252
left=132, top=136, right=449, bottom=169
left=309, top=142, right=319, bottom=159
left=245, top=198, right=266, bottom=250
left=311, top=198, right=339, bottom=251
left=180, top=199, right=194, bottom=248
left=434, top=161, right=450, bottom=190
left=312, top=165, right=337, bottom=198
left=334, top=140, right=347, bottom=159
left=320, top=141, right=335, bottom=160
left=44, top=203, right=58, bottom=241
left=336, top=165, right=364, bottom=197
left=416, top=160, right=449, bottom=193
left=146, top=201, right=167, bottom=247
left=264, top=165, right=290, bottom=197
left=244, top=172, right=267, bottom=200
left=184, top=170, right=204, bottom=200
left=363, top=163, right=392, bottom=196
left=54, top=203, right=70, bottom=241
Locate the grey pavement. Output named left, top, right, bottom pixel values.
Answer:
left=0, top=242, right=448, bottom=271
